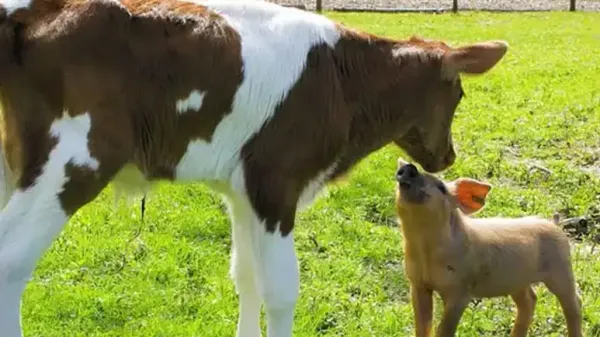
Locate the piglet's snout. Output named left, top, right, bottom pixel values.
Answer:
left=396, top=163, right=419, bottom=184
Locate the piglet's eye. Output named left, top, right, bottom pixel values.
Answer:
left=436, top=183, right=447, bottom=194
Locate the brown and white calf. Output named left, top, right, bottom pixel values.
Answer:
left=0, top=0, right=508, bottom=336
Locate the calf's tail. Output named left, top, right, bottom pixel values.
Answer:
left=0, top=145, right=15, bottom=210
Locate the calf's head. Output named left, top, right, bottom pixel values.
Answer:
left=390, top=38, right=508, bottom=173
left=394, top=158, right=492, bottom=226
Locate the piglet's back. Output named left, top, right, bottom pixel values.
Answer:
left=465, top=215, right=571, bottom=296
left=468, top=216, right=568, bottom=248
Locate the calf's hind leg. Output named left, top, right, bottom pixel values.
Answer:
left=0, top=113, right=129, bottom=337
left=0, top=148, right=14, bottom=209
left=509, top=286, right=537, bottom=337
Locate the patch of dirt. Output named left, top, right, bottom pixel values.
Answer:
left=580, top=148, right=600, bottom=177
left=557, top=205, right=600, bottom=243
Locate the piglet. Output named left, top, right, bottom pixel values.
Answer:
left=394, top=159, right=583, bottom=337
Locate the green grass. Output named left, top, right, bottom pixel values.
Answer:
left=23, top=11, right=600, bottom=337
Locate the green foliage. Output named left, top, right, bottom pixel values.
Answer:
left=23, top=11, right=600, bottom=337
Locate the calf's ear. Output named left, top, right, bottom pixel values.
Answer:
left=443, top=40, right=509, bottom=75
left=446, top=178, right=492, bottom=215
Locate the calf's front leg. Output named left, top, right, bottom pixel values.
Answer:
left=260, top=231, right=299, bottom=337
left=229, top=168, right=300, bottom=337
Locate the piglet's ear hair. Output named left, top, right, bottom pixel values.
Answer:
left=446, top=178, right=492, bottom=215
left=443, top=40, right=509, bottom=75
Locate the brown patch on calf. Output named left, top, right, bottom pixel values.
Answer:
left=0, top=0, right=244, bottom=213
left=0, top=76, right=62, bottom=188
left=123, top=0, right=217, bottom=18
left=6, top=0, right=63, bottom=24
left=242, top=42, right=348, bottom=234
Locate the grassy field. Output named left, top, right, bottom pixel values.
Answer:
left=22, top=11, right=600, bottom=337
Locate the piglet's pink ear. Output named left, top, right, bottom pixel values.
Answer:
left=443, top=40, right=509, bottom=75
left=447, top=178, right=492, bottom=215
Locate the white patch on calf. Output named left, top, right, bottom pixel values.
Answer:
left=49, top=112, right=100, bottom=171
left=175, top=0, right=341, bottom=182
left=176, top=90, right=206, bottom=115
left=297, top=161, right=338, bottom=211
left=1, top=0, right=33, bottom=15
left=0, top=111, right=98, bottom=336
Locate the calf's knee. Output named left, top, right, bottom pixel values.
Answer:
left=259, top=237, right=299, bottom=313
left=263, top=280, right=299, bottom=313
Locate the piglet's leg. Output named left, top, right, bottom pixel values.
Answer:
left=509, top=286, right=537, bottom=337
left=410, top=284, right=433, bottom=337
left=544, top=268, right=583, bottom=337
left=0, top=113, right=129, bottom=337
left=435, top=292, right=470, bottom=337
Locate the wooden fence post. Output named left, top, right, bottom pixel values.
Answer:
left=452, top=0, right=458, bottom=12
left=316, top=0, right=322, bottom=12
left=570, top=0, right=576, bottom=11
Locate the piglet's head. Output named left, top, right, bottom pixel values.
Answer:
left=394, top=157, right=492, bottom=222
